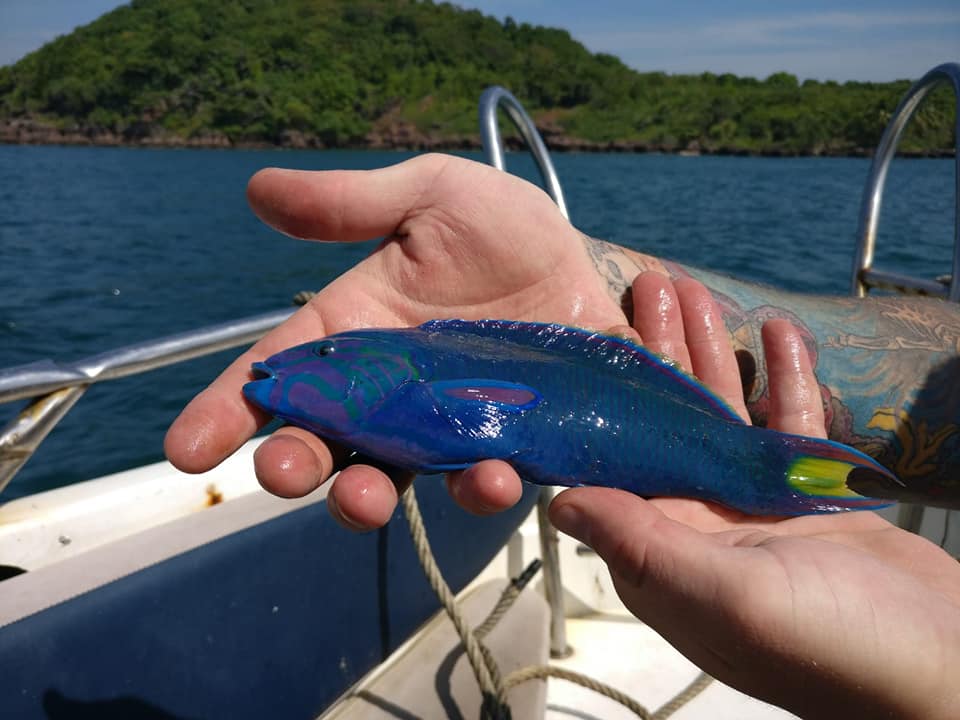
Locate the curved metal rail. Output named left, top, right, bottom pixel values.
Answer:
left=479, top=85, right=570, bottom=220
left=479, top=85, right=573, bottom=658
left=851, top=62, right=960, bottom=300
left=0, top=309, right=293, bottom=495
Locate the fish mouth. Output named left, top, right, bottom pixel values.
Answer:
left=250, top=362, right=275, bottom=381
left=243, top=362, right=279, bottom=411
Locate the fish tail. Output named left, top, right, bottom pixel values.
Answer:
left=775, top=434, right=900, bottom=513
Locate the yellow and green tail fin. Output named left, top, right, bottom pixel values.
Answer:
left=780, top=436, right=901, bottom=513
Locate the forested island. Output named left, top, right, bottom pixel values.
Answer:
left=0, top=0, right=954, bottom=156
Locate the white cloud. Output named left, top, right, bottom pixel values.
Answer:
left=714, top=10, right=960, bottom=39
left=581, top=11, right=960, bottom=51
left=575, top=10, right=960, bottom=81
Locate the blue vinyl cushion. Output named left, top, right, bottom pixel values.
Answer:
left=1, top=479, right=538, bottom=719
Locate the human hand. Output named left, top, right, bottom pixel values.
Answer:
left=549, top=272, right=960, bottom=719
left=164, top=154, right=625, bottom=528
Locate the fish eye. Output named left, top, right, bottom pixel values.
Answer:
left=313, top=341, right=336, bottom=357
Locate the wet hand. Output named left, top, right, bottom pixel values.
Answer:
left=450, top=269, right=830, bottom=513
left=164, top=154, right=624, bottom=527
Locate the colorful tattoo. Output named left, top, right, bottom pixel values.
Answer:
left=581, top=237, right=960, bottom=508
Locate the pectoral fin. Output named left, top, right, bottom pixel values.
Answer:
left=421, top=379, right=542, bottom=440
left=427, top=379, right=541, bottom=412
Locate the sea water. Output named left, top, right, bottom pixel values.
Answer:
left=0, top=146, right=954, bottom=498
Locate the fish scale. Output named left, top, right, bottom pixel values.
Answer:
left=244, top=319, right=902, bottom=515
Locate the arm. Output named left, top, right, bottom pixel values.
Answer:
left=166, top=153, right=960, bottom=525
left=552, top=273, right=960, bottom=720
left=584, top=234, right=960, bottom=506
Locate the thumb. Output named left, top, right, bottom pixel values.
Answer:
left=246, top=154, right=448, bottom=242
left=548, top=488, right=766, bottom=683
left=549, top=488, right=731, bottom=609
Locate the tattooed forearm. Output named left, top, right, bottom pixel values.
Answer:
left=583, top=237, right=960, bottom=507
left=741, top=293, right=960, bottom=505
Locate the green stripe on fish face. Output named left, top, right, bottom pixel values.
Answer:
left=282, top=339, right=422, bottom=429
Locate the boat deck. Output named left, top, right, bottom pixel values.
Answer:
left=547, top=612, right=796, bottom=719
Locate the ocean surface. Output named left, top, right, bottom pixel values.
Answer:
left=0, top=146, right=954, bottom=499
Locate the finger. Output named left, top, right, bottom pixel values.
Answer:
left=164, top=302, right=338, bottom=473
left=166, top=157, right=465, bottom=474
left=549, top=487, right=774, bottom=693
left=252, top=426, right=349, bottom=498
left=549, top=488, right=729, bottom=606
left=630, top=272, right=693, bottom=373
left=445, top=460, right=524, bottom=515
left=675, top=277, right=750, bottom=421
left=247, top=154, right=449, bottom=242
left=345, top=453, right=417, bottom=500
left=605, top=324, right=642, bottom=344
left=327, top=464, right=414, bottom=531
left=762, top=319, right=826, bottom=438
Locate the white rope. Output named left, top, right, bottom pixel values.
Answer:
left=400, top=484, right=714, bottom=719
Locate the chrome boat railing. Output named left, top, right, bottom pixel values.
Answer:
left=0, top=309, right=293, bottom=495
left=479, top=85, right=570, bottom=220
left=851, top=62, right=960, bottom=300
left=479, top=85, right=573, bottom=658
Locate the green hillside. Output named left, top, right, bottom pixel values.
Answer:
left=0, top=0, right=954, bottom=154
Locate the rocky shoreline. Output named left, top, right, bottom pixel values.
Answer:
left=0, top=118, right=953, bottom=159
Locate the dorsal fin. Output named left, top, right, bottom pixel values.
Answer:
left=418, top=319, right=744, bottom=423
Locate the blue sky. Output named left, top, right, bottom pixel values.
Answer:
left=1, top=0, right=957, bottom=81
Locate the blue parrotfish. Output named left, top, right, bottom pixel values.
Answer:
left=243, top=319, right=900, bottom=515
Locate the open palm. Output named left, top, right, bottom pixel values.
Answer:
left=165, top=154, right=624, bottom=523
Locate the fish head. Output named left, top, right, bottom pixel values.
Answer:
left=242, top=334, right=423, bottom=440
